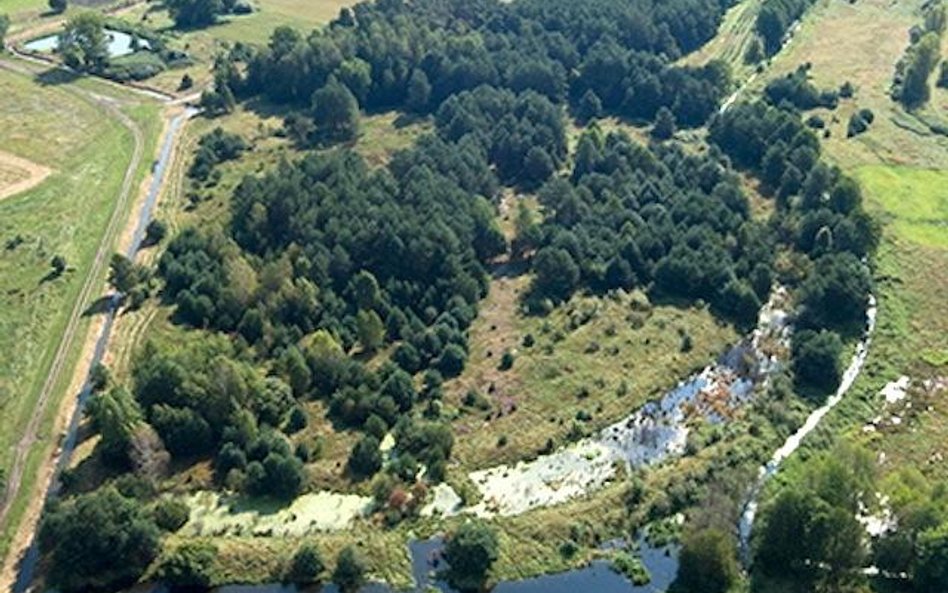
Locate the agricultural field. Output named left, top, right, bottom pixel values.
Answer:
left=0, top=62, right=161, bottom=568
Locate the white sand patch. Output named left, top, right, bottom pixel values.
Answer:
left=182, top=490, right=373, bottom=537
left=420, top=483, right=463, bottom=517
left=881, top=376, right=911, bottom=404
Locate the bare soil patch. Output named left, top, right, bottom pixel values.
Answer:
left=0, top=150, right=52, bottom=201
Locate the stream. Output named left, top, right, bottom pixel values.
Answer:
left=11, top=108, right=197, bottom=593
left=737, top=294, right=878, bottom=562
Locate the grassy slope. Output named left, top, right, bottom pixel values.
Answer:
left=0, top=66, right=162, bottom=562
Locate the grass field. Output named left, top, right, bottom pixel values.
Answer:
left=856, top=166, right=948, bottom=249
left=0, top=64, right=162, bottom=564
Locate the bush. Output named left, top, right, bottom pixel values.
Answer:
left=145, top=219, right=168, bottom=245
left=152, top=498, right=190, bottom=532
left=348, top=435, right=382, bottom=478
left=445, top=521, right=499, bottom=591
left=611, top=552, right=650, bottom=585
left=157, top=541, right=217, bottom=588
left=332, top=546, right=367, bottom=592
left=287, top=543, right=325, bottom=584
left=498, top=350, right=515, bottom=370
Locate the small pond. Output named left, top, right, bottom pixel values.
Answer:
left=23, top=29, right=150, bottom=58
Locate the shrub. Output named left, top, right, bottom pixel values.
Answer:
left=332, top=547, right=367, bottom=592
left=498, top=350, right=515, bottom=370
left=287, top=543, right=325, bottom=584
left=152, top=498, right=190, bottom=532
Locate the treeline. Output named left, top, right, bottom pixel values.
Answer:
left=755, top=0, right=814, bottom=55
left=524, top=127, right=772, bottom=330
left=710, top=101, right=877, bottom=394
left=893, top=1, right=946, bottom=109
left=207, top=0, right=731, bottom=131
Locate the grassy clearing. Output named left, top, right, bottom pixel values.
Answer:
left=154, top=527, right=414, bottom=589
left=0, top=65, right=162, bottom=562
left=447, top=277, right=739, bottom=470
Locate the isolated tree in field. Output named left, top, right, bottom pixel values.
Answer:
left=166, top=0, right=224, bottom=28
left=60, top=12, right=109, bottom=71
left=312, top=77, right=360, bottom=142
left=332, top=546, right=367, bottom=592
left=651, top=106, right=676, bottom=140
left=898, top=32, right=941, bottom=108
left=0, top=14, right=10, bottom=49
left=50, top=254, right=67, bottom=277
left=39, top=487, right=161, bottom=593
left=445, top=521, right=499, bottom=591
left=48, top=0, right=67, bottom=14
left=288, top=543, right=325, bottom=584
left=675, top=528, right=739, bottom=593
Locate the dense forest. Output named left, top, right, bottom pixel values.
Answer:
left=205, top=0, right=732, bottom=129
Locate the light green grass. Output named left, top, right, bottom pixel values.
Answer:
left=856, top=165, right=948, bottom=249
left=0, top=65, right=162, bottom=562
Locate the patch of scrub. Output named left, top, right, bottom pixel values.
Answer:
left=0, top=151, right=52, bottom=201
left=182, top=490, right=373, bottom=537
left=464, top=288, right=792, bottom=517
